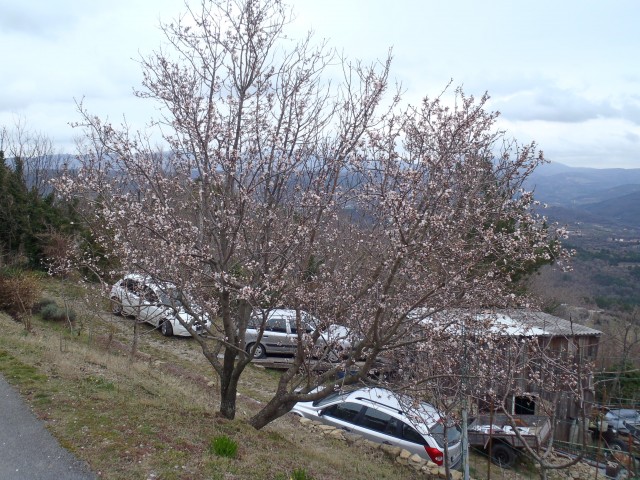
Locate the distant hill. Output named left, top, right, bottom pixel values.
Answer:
left=582, top=190, right=640, bottom=226
left=526, top=162, right=640, bottom=229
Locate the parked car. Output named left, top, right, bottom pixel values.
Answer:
left=244, top=309, right=357, bottom=360
left=314, top=323, right=362, bottom=361
left=244, top=309, right=314, bottom=358
left=110, top=274, right=210, bottom=337
left=605, top=409, right=640, bottom=435
left=290, top=386, right=462, bottom=467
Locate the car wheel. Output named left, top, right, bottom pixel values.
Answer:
left=111, top=297, right=123, bottom=316
left=161, top=320, right=173, bottom=337
left=605, top=438, right=628, bottom=459
left=246, top=342, right=266, bottom=359
left=491, top=443, right=517, bottom=469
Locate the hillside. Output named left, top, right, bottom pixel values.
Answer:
left=525, top=162, right=640, bottom=311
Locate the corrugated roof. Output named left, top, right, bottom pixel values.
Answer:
left=502, top=310, right=602, bottom=337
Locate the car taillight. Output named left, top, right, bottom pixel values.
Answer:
left=424, top=446, right=444, bottom=466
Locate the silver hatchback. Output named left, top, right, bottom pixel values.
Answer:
left=244, top=309, right=315, bottom=358
left=291, top=387, right=462, bottom=468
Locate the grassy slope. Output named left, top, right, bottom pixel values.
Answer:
left=0, top=278, right=421, bottom=480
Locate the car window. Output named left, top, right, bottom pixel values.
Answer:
left=290, top=320, right=313, bottom=334
left=124, top=279, right=141, bottom=294
left=266, top=317, right=288, bottom=333
left=248, top=316, right=261, bottom=329
left=323, top=402, right=363, bottom=423
left=312, top=391, right=354, bottom=407
left=429, top=422, right=462, bottom=448
left=401, top=422, right=427, bottom=445
left=143, top=288, right=159, bottom=303
left=358, top=407, right=394, bottom=434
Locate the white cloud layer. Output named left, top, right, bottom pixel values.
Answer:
left=1, top=0, right=639, bottom=169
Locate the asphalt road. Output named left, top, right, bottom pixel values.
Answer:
left=0, top=374, right=96, bottom=480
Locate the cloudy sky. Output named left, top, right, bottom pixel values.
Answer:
left=1, top=0, right=639, bottom=168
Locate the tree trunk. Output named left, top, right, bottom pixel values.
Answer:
left=249, top=393, right=297, bottom=430
left=218, top=346, right=240, bottom=419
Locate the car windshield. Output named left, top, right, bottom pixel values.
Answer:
left=158, top=287, right=186, bottom=308
left=429, top=421, right=462, bottom=448
left=312, top=390, right=350, bottom=407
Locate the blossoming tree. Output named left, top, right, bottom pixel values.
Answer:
left=57, top=0, right=567, bottom=430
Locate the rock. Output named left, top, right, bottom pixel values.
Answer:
left=380, top=444, right=402, bottom=457
left=409, top=453, right=424, bottom=464
left=450, top=470, right=463, bottom=480
left=343, top=433, right=363, bottom=444
left=298, top=417, right=312, bottom=425
left=399, top=448, right=412, bottom=459
left=362, top=439, right=379, bottom=450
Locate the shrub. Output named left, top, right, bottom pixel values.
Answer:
left=33, top=298, right=57, bottom=314
left=0, top=268, right=41, bottom=322
left=209, top=435, right=238, bottom=458
left=40, top=303, right=77, bottom=322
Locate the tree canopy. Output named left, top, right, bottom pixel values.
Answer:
left=56, top=0, right=569, bottom=431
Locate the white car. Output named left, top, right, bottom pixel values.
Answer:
left=110, top=274, right=210, bottom=337
left=291, top=386, right=462, bottom=468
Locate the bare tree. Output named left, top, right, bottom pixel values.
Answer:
left=55, top=0, right=567, bottom=430
left=0, top=117, right=68, bottom=196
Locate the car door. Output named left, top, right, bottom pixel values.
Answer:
left=121, top=278, right=143, bottom=317
left=319, top=402, right=365, bottom=432
left=262, top=316, right=292, bottom=354
left=138, top=286, right=166, bottom=327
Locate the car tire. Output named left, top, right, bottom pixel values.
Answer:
left=247, top=343, right=266, bottom=359
left=161, top=320, right=173, bottom=337
left=111, top=297, right=123, bottom=316
left=491, top=443, right=517, bottom=469
left=605, top=438, right=628, bottom=459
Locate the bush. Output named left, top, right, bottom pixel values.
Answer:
left=209, top=435, right=238, bottom=458
left=0, top=268, right=41, bottom=321
left=33, top=298, right=57, bottom=314
left=40, top=303, right=77, bottom=322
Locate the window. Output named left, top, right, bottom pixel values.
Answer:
left=265, top=317, right=287, bottom=333
left=429, top=422, right=462, bottom=448
left=323, top=402, right=363, bottom=423
left=359, top=407, right=393, bottom=434
left=143, top=288, right=158, bottom=303
left=290, top=321, right=313, bottom=334
left=124, top=279, right=142, bottom=294
left=401, top=423, right=426, bottom=445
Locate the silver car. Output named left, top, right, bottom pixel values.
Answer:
left=244, top=309, right=357, bottom=360
left=290, top=386, right=462, bottom=468
left=110, top=274, right=210, bottom=337
left=244, top=309, right=314, bottom=358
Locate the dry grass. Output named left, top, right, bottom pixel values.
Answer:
left=0, top=278, right=423, bottom=480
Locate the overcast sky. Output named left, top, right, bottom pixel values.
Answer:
left=1, top=0, right=639, bottom=169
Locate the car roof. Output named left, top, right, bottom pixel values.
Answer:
left=345, top=387, right=441, bottom=428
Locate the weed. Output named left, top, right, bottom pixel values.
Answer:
left=290, top=468, right=314, bottom=480
left=209, top=435, right=238, bottom=458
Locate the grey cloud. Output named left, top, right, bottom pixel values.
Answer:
left=490, top=86, right=640, bottom=125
